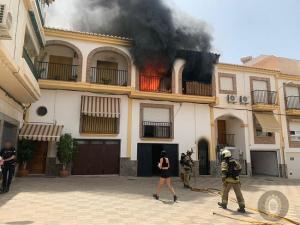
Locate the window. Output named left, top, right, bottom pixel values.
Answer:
left=80, top=116, right=119, bottom=134
left=289, top=120, right=300, bottom=141
left=140, top=104, right=173, bottom=138
left=254, top=117, right=272, bottom=137
left=36, top=106, right=47, bottom=116
left=218, top=73, right=236, bottom=94
left=80, top=96, right=120, bottom=135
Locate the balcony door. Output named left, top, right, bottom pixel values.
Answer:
left=48, top=55, right=73, bottom=81
left=96, top=61, right=118, bottom=85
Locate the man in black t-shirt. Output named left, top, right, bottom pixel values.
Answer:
left=0, top=141, right=16, bottom=193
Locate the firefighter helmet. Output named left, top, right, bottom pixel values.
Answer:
left=221, top=149, right=232, bottom=158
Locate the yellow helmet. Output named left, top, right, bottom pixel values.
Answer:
left=221, top=149, right=232, bottom=158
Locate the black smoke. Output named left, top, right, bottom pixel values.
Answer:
left=74, top=0, right=218, bottom=83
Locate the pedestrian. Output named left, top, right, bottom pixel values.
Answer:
left=0, top=141, right=17, bottom=194
left=218, top=149, right=245, bottom=213
left=153, top=150, right=177, bottom=202
left=183, top=150, right=194, bottom=188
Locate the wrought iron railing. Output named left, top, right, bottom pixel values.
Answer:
left=23, top=48, right=38, bottom=80
left=142, top=121, right=172, bottom=138
left=90, top=67, right=128, bottom=86
left=286, top=96, right=300, bottom=110
left=36, top=62, right=78, bottom=81
left=183, top=81, right=212, bottom=96
left=139, top=74, right=172, bottom=93
left=217, top=133, right=235, bottom=147
left=251, top=90, right=277, bottom=105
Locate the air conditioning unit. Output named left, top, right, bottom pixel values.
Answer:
left=290, top=131, right=300, bottom=141
left=240, top=96, right=250, bottom=104
left=227, top=94, right=238, bottom=103
left=0, top=4, right=12, bottom=40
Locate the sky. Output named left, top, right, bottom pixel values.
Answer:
left=46, top=0, right=300, bottom=64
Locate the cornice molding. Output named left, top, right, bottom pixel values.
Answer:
left=217, top=63, right=280, bottom=76
left=44, top=28, right=133, bottom=47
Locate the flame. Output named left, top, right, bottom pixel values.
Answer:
left=139, top=61, right=168, bottom=92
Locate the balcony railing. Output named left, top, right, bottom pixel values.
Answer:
left=139, top=75, right=171, bottom=93
left=286, top=96, right=300, bottom=110
left=251, top=90, right=277, bottom=105
left=23, top=48, right=38, bottom=80
left=217, top=134, right=235, bottom=147
left=183, top=81, right=212, bottom=96
left=36, top=62, right=78, bottom=81
left=142, top=121, right=172, bottom=138
left=90, top=67, right=128, bottom=86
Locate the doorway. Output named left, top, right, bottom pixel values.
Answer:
left=198, top=139, right=210, bottom=175
left=137, top=143, right=178, bottom=176
left=27, top=142, right=48, bottom=174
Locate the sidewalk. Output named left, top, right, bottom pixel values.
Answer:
left=0, top=176, right=299, bottom=225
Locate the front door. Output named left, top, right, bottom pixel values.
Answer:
left=198, top=139, right=210, bottom=175
left=27, top=142, right=48, bottom=174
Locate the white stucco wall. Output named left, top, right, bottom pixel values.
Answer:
left=130, top=99, right=211, bottom=160
left=27, top=89, right=129, bottom=158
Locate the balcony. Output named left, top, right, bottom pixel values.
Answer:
left=217, top=133, right=235, bottom=147
left=139, top=75, right=171, bottom=93
left=37, top=62, right=78, bottom=81
left=182, top=81, right=212, bottom=96
left=251, top=90, right=278, bottom=111
left=90, top=67, right=128, bottom=86
left=286, top=96, right=300, bottom=116
left=142, top=121, right=172, bottom=138
left=23, top=48, right=38, bottom=80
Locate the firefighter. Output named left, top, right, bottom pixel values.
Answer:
left=218, top=149, right=245, bottom=213
left=183, top=149, right=194, bottom=188
left=179, top=153, right=186, bottom=182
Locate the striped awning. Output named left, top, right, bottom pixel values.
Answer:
left=81, top=95, right=120, bottom=118
left=19, top=123, right=64, bottom=142
left=254, top=113, right=281, bottom=132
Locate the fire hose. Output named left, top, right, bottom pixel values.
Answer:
left=190, top=186, right=300, bottom=225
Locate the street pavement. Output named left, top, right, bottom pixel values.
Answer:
left=0, top=176, right=299, bottom=225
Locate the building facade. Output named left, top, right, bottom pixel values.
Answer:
left=20, top=27, right=300, bottom=179
left=0, top=0, right=54, bottom=149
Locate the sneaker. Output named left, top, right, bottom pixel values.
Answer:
left=237, top=207, right=246, bottom=213
left=218, top=202, right=227, bottom=209
left=174, top=195, right=177, bottom=202
left=152, top=194, right=159, bottom=200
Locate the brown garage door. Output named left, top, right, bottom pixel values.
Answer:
left=72, top=140, right=120, bottom=175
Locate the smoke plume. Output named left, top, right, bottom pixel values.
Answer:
left=73, top=0, right=218, bottom=83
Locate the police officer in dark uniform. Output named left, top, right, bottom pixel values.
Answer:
left=0, top=141, right=16, bottom=193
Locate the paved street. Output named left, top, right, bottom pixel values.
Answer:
left=0, top=176, right=299, bottom=225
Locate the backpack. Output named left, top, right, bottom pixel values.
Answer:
left=226, top=160, right=241, bottom=180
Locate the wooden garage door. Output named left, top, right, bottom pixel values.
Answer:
left=72, top=140, right=120, bottom=175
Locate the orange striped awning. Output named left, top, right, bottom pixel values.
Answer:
left=81, top=95, right=120, bottom=118
left=19, top=123, right=64, bottom=142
